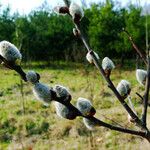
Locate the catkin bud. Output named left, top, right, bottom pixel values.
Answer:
left=76, top=97, right=96, bottom=116
left=128, top=114, right=136, bottom=123
left=102, top=57, right=115, bottom=77
left=33, top=82, right=54, bottom=105
left=117, top=80, right=131, bottom=98
left=0, top=40, right=22, bottom=65
left=53, top=85, right=71, bottom=102
left=73, top=28, right=80, bottom=37
left=136, top=69, right=147, bottom=86
left=54, top=102, right=76, bottom=120
left=69, top=2, right=84, bottom=23
left=121, top=80, right=131, bottom=94
left=86, top=51, right=99, bottom=64
left=26, top=71, right=40, bottom=84
left=54, top=6, right=69, bottom=15
left=83, top=118, right=96, bottom=130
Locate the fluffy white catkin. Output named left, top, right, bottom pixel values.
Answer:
left=86, top=51, right=99, bottom=63
left=76, top=97, right=95, bottom=116
left=102, top=57, right=115, bottom=70
left=26, top=71, right=53, bottom=104
left=0, top=40, right=22, bottom=64
left=136, top=69, right=147, bottom=86
left=54, top=102, right=76, bottom=120
left=69, top=2, right=84, bottom=20
left=26, top=71, right=39, bottom=84
left=54, top=85, right=71, bottom=100
left=83, top=118, right=96, bottom=130
left=116, top=80, right=131, bottom=97
left=33, top=82, right=53, bottom=104
left=54, top=102, right=70, bottom=118
left=121, top=80, right=131, bottom=91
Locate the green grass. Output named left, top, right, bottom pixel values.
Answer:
left=0, top=62, right=149, bottom=150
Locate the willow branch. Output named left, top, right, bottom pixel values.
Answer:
left=73, top=23, right=147, bottom=130
left=122, top=28, right=147, bottom=66
left=54, top=96, right=147, bottom=138
left=142, top=58, right=150, bottom=127
left=62, top=0, right=149, bottom=136
left=0, top=55, right=27, bottom=82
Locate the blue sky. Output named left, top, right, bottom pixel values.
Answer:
left=0, top=0, right=149, bottom=15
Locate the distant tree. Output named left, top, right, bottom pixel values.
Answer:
left=88, top=1, right=123, bottom=58
left=123, top=5, right=144, bottom=54
left=0, top=6, right=15, bottom=41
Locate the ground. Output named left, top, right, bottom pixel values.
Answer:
left=0, top=61, right=149, bottom=150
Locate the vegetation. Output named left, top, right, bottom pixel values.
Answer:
left=0, top=1, right=149, bottom=62
left=0, top=0, right=150, bottom=149
left=0, top=63, right=149, bottom=149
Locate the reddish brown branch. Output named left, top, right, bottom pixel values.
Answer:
left=122, top=28, right=147, bottom=66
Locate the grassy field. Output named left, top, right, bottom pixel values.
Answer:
left=0, top=61, right=149, bottom=150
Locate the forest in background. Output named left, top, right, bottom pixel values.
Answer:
left=0, top=0, right=149, bottom=62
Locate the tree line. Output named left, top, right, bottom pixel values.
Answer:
left=0, top=0, right=149, bottom=62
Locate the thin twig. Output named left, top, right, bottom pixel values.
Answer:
left=136, top=92, right=144, bottom=103
left=142, top=58, right=150, bottom=127
left=20, top=78, right=25, bottom=115
left=141, top=12, right=150, bottom=127
left=122, top=28, right=147, bottom=66
left=101, top=114, right=125, bottom=128
left=145, top=14, right=149, bottom=56
left=86, top=116, right=147, bottom=138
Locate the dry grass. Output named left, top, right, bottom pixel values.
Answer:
left=0, top=62, right=149, bottom=150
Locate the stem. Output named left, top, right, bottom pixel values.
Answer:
left=20, top=79, right=25, bottom=115
left=0, top=55, right=27, bottom=82
left=13, top=65, right=27, bottom=82
left=123, top=29, right=147, bottom=66
left=75, top=24, right=91, bottom=52
left=101, top=114, right=125, bottom=128
left=141, top=12, right=149, bottom=127
left=142, top=58, right=150, bottom=127
left=136, top=92, right=144, bottom=103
